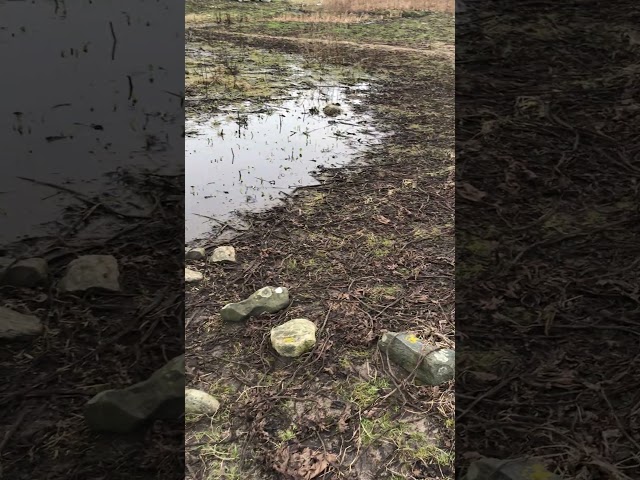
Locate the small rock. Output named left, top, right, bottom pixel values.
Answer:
left=4, top=258, right=48, bottom=287
left=185, top=268, right=204, bottom=283
left=463, top=457, right=561, bottom=480
left=0, top=257, right=16, bottom=280
left=323, top=104, right=342, bottom=117
left=378, top=332, right=454, bottom=385
left=209, top=245, right=236, bottom=263
left=0, top=306, right=43, bottom=339
left=84, top=354, right=184, bottom=433
left=185, top=389, right=220, bottom=415
left=221, top=286, right=289, bottom=322
left=185, top=247, right=206, bottom=260
left=271, top=318, right=317, bottom=357
left=59, top=255, right=120, bottom=292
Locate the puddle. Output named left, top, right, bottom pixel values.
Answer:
left=185, top=78, right=383, bottom=244
left=0, top=1, right=183, bottom=247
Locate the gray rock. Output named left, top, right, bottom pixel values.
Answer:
left=185, top=388, right=220, bottom=415
left=185, top=268, right=204, bottom=283
left=378, top=332, right=454, bottom=385
left=0, top=257, right=16, bottom=281
left=220, top=286, right=289, bottom=322
left=84, top=354, right=185, bottom=433
left=4, top=258, right=48, bottom=287
left=0, top=306, right=43, bottom=339
left=185, top=247, right=206, bottom=260
left=59, top=255, right=120, bottom=292
left=271, top=318, right=317, bottom=357
left=463, top=457, right=561, bottom=480
left=209, top=245, right=236, bottom=263
left=323, top=104, right=342, bottom=117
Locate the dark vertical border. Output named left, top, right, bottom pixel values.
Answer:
left=456, top=1, right=640, bottom=478
left=0, top=1, right=185, bottom=478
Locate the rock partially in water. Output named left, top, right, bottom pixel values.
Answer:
left=185, top=268, right=204, bottom=283
left=271, top=318, right=317, bottom=357
left=323, top=103, right=342, bottom=117
left=185, top=247, right=206, bottom=260
left=4, top=258, right=49, bottom=287
left=463, top=457, right=561, bottom=480
left=209, top=245, right=236, bottom=263
left=185, top=388, right=220, bottom=415
left=378, top=332, right=454, bottom=385
left=0, top=306, right=43, bottom=339
left=221, top=286, right=289, bottom=322
left=84, top=354, right=185, bottom=433
left=59, top=255, right=120, bottom=292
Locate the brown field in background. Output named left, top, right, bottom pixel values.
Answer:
left=319, top=0, right=454, bottom=14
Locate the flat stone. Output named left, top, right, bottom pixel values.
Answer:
left=4, top=258, right=49, bottom=287
left=84, top=354, right=184, bottom=433
left=378, top=332, right=454, bottom=385
left=185, top=268, right=204, bottom=283
left=209, top=245, right=236, bottom=263
left=185, top=247, right=206, bottom=260
left=220, top=286, right=289, bottom=322
left=271, top=318, right=317, bottom=357
left=0, top=306, right=43, bottom=339
left=463, top=457, right=562, bottom=480
left=185, top=389, right=220, bottom=415
left=59, top=255, right=120, bottom=292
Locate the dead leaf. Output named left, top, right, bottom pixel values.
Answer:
left=375, top=215, right=392, bottom=225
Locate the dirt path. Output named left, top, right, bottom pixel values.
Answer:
left=190, top=28, right=455, bottom=59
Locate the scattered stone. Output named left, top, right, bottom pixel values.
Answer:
left=378, top=332, right=454, bottom=385
left=271, top=318, right=317, bottom=357
left=0, top=306, right=43, bottom=339
left=185, top=247, right=206, bottom=260
left=3, top=258, right=48, bottom=287
left=84, top=354, right=184, bottom=433
left=323, top=103, right=342, bottom=117
left=185, top=389, right=220, bottom=415
left=220, top=286, right=289, bottom=322
left=59, top=255, right=120, bottom=292
left=463, top=457, right=561, bottom=480
left=185, top=268, right=204, bottom=283
left=209, top=245, right=236, bottom=263
left=0, top=257, right=16, bottom=281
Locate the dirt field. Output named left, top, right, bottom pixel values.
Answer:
left=185, top=1, right=454, bottom=479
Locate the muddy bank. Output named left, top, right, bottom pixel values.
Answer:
left=185, top=20, right=455, bottom=480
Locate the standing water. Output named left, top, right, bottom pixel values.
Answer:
left=186, top=82, right=383, bottom=244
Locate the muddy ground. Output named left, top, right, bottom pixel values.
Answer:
left=0, top=173, right=185, bottom=479
left=185, top=1, right=454, bottom=479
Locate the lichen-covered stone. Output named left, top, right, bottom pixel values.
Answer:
left=59, top=255, right=120, bottom=292
left=378, top=332, right=454, bottom=385
left=220, top=286, right=289, bottom=322
left=84, top=354, right=184, bottom=433
left=271, top=318, right=317, bottom=357
left=209, top=245, right=236, bottom=263
left=4, top=258, right=49, bottom=287
left=185, top=388, right=220, bottom=415
left=185, top=268, right=204, bottom=283
left=0, top=306, right=43, bottom=339
left=463, top=457, right=561, bottom=480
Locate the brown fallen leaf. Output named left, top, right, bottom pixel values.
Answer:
left=458, top=182, right=487, bottom=202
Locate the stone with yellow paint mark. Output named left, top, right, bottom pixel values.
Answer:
left=271, top=318, right=317, bottom=357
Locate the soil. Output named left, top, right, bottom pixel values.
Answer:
left=456, top=3, right=640, bottom=479
left=185, top=3, right=454, bottom=479
left=0, top=172, right=185, bottom=479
